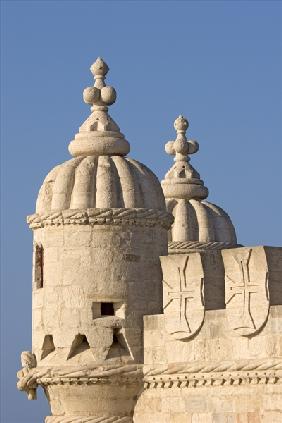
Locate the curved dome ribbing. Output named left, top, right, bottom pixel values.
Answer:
left=36, top=156, right=166, bottom=214
left=166, top=198, right=236, bottom=244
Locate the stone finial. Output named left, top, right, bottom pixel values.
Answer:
left=83, top=57, right=117, bottom=111
left=165, top=115, right=199, bottom=163
left=68, top=57, right=129, bottom=157
left=162, top=115, right=208, bottom=200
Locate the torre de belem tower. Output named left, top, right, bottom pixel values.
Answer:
left=17, top=58, right=282, bottom=423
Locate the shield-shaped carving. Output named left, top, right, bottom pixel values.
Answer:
left=222, top=247, right=269, bottom=336
left=160, top=253, right=204, bottom=340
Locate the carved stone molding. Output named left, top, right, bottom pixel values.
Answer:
left=27, top=208, right=173, bottom=230
left=18, top=357, right=282, bottom=397
left=145, top=358, right=282, bottom=375
left=17, top=362, right=142, bottom=399
left=168, top=241, right=238, bottom=253
left=144, top=359, right=282, bottom=389
left=144, top=370, right=281, bottom=389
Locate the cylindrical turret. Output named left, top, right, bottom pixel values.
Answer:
left=18, top=58, right=172, bottom=422
left=30, top=156, right=170, bottom=366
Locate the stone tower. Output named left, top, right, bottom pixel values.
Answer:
left=18, top=61, right=282, bottom=423
left=17, top=58, right=172, bottom=422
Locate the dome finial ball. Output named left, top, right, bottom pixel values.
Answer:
left=174, top=115, right=189, bottom=133
left=90, top=57, right=109, bottom=77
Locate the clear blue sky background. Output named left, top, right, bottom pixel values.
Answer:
left=1, top=1, right=281, bottom=422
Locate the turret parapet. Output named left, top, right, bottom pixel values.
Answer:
left=69, top=57, right=130, bottom=157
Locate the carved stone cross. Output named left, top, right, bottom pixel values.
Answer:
left=165, top=261, right=201, bottom=333
left=226, top=254, right=260, bottom=331
left=223, top=247, right=269, bottom=337
left=161, top=254, right=205, bottom=340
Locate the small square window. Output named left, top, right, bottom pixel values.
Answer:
left=101, top=302, right=114, bottom=316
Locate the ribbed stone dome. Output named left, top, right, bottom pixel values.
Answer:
left=36, top=155, right=165, bottom=214
left=35, top=58, right=166, bottom=215
left=166, top=198, right=236, bottom=244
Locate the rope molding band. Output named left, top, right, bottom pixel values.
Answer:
left=18, top=359, right=282, bottom=394
left=27, top=208, right=174, bottom=230
left=144, top=358, right=282, bottom=376
left=143, top=359, right=282, bottom=389
left=17, top=364, right=143, bottom=393
left=168, top=241, right=239, bottom=253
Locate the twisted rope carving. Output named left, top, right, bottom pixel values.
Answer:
left=27, top=208, right=173, bottom=230
left=17, top=363, right=142, bottom=392
left=143, top=359, right=282, bottom=389
left=168, top=241, right=237, bottom=252
left=45, top=416, right=132, bottom=423
left=145, top=358, right=282, bottom=376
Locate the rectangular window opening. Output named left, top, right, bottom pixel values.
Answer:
left=35, top=244, right=44, bottom=289
left=101, top=302, right=115, bottom=316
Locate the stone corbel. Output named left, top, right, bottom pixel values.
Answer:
left=16, top=351, right=38, bottom=400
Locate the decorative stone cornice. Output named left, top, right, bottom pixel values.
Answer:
left=18, top=357, right=282, bottom=398
left=144, top=370, right=281, bottom=389
left=17, top=363, right=143, bottom=399
left=168, top=241, right=239, bottom=253
left=144, top=359, right=282, bottom=389
left=27, top=208, right=174, bottom=230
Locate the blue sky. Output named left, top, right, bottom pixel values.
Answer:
left=1, top=1, right=281, bottom=422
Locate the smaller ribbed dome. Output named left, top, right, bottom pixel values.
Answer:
left=36, top=156, right=165, bottom=214
left=162, top=116, right=237, bottom=248
left=166, top=198, right=236, bottom=244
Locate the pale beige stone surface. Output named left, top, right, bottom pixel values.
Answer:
left=17, top=58, right=282, bottom=423
left=135, top=247, right=282, bottom=423
left=161, top=253, right=205, bottom=340
left=18, top=58, right=170, bottom=422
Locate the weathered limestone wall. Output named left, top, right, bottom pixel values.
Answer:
left=135, top=309, right=282, bottom=422
left=134, top=246, right=282, bottom=423
left=142, top=306, right=282, bottom=367
left=134, top=382, right=282, bottom=423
